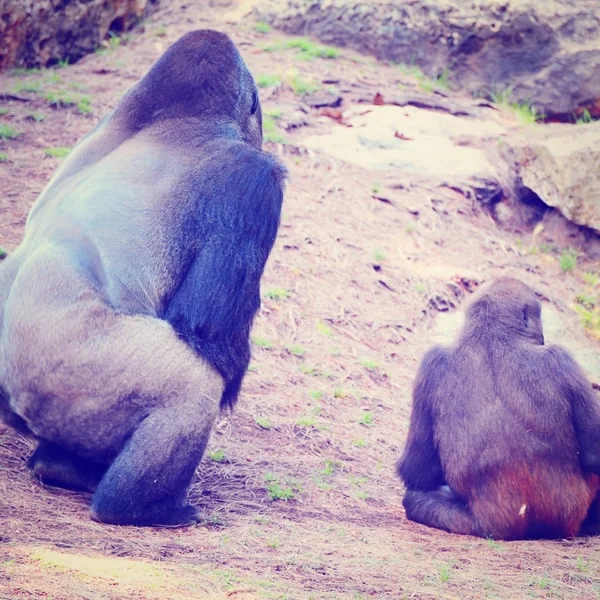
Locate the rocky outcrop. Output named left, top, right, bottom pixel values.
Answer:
left=501, top=121, right=600, bottom=231
left=253, top=0, right=600, bottom=120
left=0, top=0, right=162, bottom=71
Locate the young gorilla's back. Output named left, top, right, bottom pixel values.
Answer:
left=398, top=277, right=600, bottom=540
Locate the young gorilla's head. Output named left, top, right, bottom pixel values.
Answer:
left=115, top=30, right=263, bottom=148
left=465, top=277, right=544, bottom=345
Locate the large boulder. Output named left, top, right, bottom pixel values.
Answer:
left=500, top=121, right=600, bottom=231
left=0, top=0, right=162, bottom=71
left=253, top=0, right=600, bottom=120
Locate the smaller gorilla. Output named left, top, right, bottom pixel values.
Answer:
left=397, top=277, right=600, bottom=540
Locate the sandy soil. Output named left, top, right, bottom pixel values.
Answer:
left=1, top=1, right=599, bottom=598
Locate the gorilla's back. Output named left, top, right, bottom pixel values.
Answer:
left=435, top=341, right=581, bottom=496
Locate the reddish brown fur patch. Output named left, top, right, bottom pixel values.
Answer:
left=470, top=464, right=593, bottom=540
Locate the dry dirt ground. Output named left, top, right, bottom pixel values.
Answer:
left=1, top=2, right=600, bottom=599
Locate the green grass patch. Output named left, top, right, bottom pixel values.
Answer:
left=44, top=146, right=71, bottom=158
left=255, top=21, right=271, bottom=33
left=264, top=131, right=286, bottom=143
left=574, top=304, right=600, bottom=339
left=438, top=563, right=451, bottom=583
left=575, top=294, right=595, bottom=310
left=263, top=286, right=291, bottom=300
left=0, top=108, right=9, bottom=116
left=485, top=536, right=505, bottom=552
left=254, top=416, right=272, bottom=430
left=560, top=247, right=578, bottom=272
left=575, top=109, right=593, bottom=124
left=44, top=89, right=75, bottom=107
left=321, top=459, right=340, bottom=476
left=262, top=115, right=286, bottom=144
left=348, top=474, right=369, bottom=500
left=316, top=322, right=333, bottom=336
left=264, top=472, right=299, bottom=501
left=45, top=89, right=93, bottom=114
left=208, top=449, right=226, bottom=462
left=396, top=62, right=451, bottom=92
left=358, top=411, right=375, bottom=427
left=296, top=415, right=317, bottom=428
left=285, top=37, right=339, bottom=59
left=12, top=80, right=41, bottom=94
left=0, top=153, right=7, bottom=163
left=263, top=116, right=277, bottom=132
left=251, top=336, right=274, bottom=349
left=26, top=112, right=45, bottom=122
left=287, top=345, right=305, bottom=357
left=265, top=108, right=283, bottom=120
left=108, top=31, right=122, bottom=48
left=77, top=97, right=93, bottom=114
left=360, top=358, right=380, bottom=371
left=289, top=74, right=319, bottom=96
left=44, top=73, right=63, bottom=85
left=256, top=74, right=281, bottom=88
left=0, top=124, right=21, bottom=140
left=488, top=86, right=544, bottom=124
left=10, top=67, right=40, bottom=76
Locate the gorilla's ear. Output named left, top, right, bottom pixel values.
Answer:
left=250, top=90, right=259, bottom=115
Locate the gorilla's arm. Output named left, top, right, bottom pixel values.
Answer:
left=165, top=145, right=285, bottom=409
left=547, top=346, right=600, bottom=475
left=396, top=347, right=448, bottom=490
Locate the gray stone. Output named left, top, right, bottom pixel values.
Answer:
left=500, top=121, right=600, bottom=231
left=253, top=0, right=600, bottom=119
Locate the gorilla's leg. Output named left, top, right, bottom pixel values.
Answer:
left=5, top=267, right=224, bottom=526
left=28, top=441, right=107, bottom=492
left=403, top=488, right=482, bottom=537
left=0, top=386, right=29, bottom=433
left=91, top=396, right=218, bottom=527
left=580, top=481, right=600, bottom=536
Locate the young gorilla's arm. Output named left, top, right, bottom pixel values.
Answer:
left=547, top=346, right=600, bottom=475
left=396, top=347, right=448, bottom=490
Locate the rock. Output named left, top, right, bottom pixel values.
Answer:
left=0, top=0, right=162, bottom=71
left=302, top=104, right=505, bottom=187
left=500, top=121, right=600, bottom=232
left=253, top=0, right=600, bottom=119
left=510, top=50, right=600, bottom=119
left=304, top=94, right=343, bottom=109
left=356, top=92, right=474, bottom=117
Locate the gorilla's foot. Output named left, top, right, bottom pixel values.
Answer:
left=90, top=497, right=202, bottom=527
left=28, top=441, right=106, bottom=493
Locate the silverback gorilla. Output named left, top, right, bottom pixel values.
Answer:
left=397, top=277, right=600, bottom=540
left=0, top=31, right=285, bottom=526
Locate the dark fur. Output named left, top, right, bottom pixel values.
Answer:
left=397, top=277, right=600, bottom=540
left=0, top=30, right=285, bottom=526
